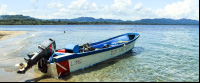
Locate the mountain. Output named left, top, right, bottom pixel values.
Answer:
left=0, top=15, right=199, bottom=25
left=48, top=17, right=124, bottom=22
left=133, top=18, right=199, bottom=25
left=0, top=15, right=32, bottom=19
left=47, top=17, right=199, bottom=25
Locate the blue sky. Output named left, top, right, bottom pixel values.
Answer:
left=0, top=0, right=199, bottom=21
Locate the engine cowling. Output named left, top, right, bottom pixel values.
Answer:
left=17, top=38, right=56, bottom=74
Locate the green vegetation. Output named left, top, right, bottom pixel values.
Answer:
left=1, top=18, right=191, bottom=25
left=0, top=15, right=199, bottom=25
left=0, top=18, right=141, bottom=25
left=0, top=15, right=138, bottom=25
left=0, top=15, right=30, bottom=19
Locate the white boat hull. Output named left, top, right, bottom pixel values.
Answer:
left=42, top=35, right=139, bottom=78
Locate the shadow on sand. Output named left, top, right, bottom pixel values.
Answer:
left=26, top=47, right=144, bottom=82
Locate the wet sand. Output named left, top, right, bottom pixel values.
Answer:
left=0, top=30, right=27, bottom=41
left=0, top=69, right=16, bottom=82
left=0, top=31, right=69, bottom=82
left=0, top=30, right=31, bottom=82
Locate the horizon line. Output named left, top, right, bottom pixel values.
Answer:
left=0, top=14, right=199, bottom=21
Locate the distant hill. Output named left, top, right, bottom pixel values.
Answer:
left=45, top=17, right=199, bottom=25
left=0, top=15, right=32, bottom=19
left=0, top=15, right=199, bottom=25
left=48, top=17, right=124, bottom=22
left=133, top=18, right=199, bottom=25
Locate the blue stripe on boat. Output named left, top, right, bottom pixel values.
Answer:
left=53, top=32, right=140, bottom=63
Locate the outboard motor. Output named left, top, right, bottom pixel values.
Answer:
left=16, top=38, right=56, bottom=74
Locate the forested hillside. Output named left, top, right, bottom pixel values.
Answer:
left=0, top=15, right=199, bottom=25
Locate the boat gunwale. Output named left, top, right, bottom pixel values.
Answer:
left=53, top=32, right=140, bottom=63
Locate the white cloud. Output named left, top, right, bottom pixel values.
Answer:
left=129, top=0, right=199, bottom=21
left=0, top=5, right=8, bottom=15
left=68, top=0, right=87, bottom=10
left=67, top=0, right=98, bottom=12
left=22, top=10, right=56, bottom=19
left=0, top=5, right=20, bottom=15
left=46, top=1, right=64, bottom=9
left=133, top=3, right=143, bottom=11
left=194, top=9, right=199, bottom=19
left=130, top=7, right=157, bottom=21
left=51, top=0, right=99, bottom=18
left=21, top=10, right=30, bottom=13
left=111, top=0, right=132, bottom=10
left=155, top=0, right=199, bottom=20
left=111, top=0, right=132, bottom=13
left=0, top=5, right=7, bottom=8
left=31, top=0, right=38, bottom=3
left=91, top=3, right=98, bottom=11
left=2, top=0, right=198, bottom=21
left=100, top=0, right=132, bottom=19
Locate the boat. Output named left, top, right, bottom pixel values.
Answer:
left=16, top=32, right=140, bottom=78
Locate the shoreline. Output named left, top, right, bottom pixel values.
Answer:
left=0, top=24, right=199, bottom=25
left=0, top=30, right=27, bottom=41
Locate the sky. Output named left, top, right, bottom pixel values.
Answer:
left=0, top=0, right=199, bottom=21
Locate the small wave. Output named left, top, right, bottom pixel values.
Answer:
left=15, top=33, right=37, bottom=44
left=3, top=46, right=25, bottom=56
left=23, top=33, right=36, bottom=40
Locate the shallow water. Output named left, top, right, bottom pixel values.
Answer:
left=0, top=25, right=199, bottom=82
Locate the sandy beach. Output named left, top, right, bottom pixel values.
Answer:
left=0, top=30, right=70, bottom=82
left=0, top=31, right=27, bottom=41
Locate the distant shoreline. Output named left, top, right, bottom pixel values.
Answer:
left=0, top=24, right=199, bottom=25
left=0, top=15, right=199, bottom=25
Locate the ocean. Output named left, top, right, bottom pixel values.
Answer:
left=0, top=25, right=199, bottom=82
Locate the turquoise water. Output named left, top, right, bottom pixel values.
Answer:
left=0, top=25, right=199, bottom=82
